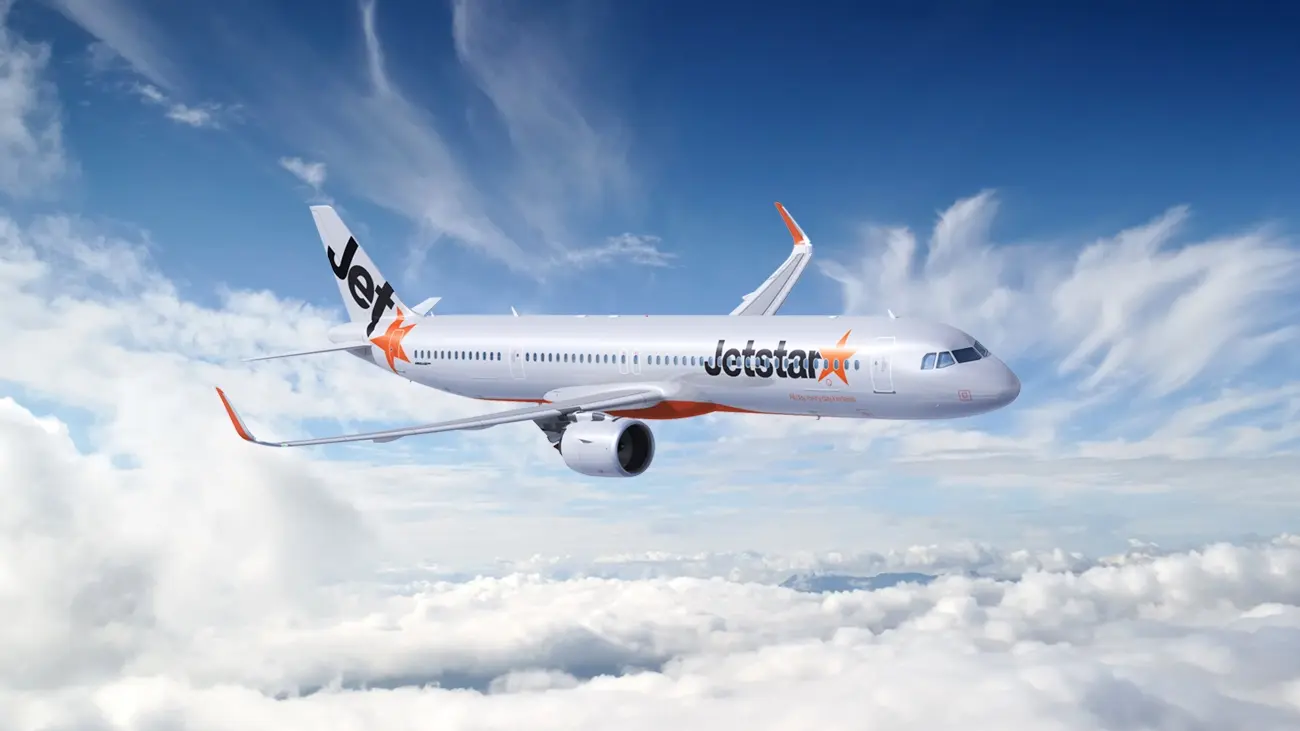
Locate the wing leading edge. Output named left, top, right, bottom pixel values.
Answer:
left=730, top=202, right=813, bottom=316
left=215, top=387, right=665, bottom=447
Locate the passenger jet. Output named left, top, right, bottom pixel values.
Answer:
left=217, top=204, right=1021, bottom=477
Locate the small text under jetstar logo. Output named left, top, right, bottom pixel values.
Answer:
left=703, top=330, right=858, bottom=385
left=328, top=237, right=396, bottom=336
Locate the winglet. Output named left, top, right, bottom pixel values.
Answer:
left=215, top=387, right=259, bottom=443
left=774, top=202, right=811, bottom=248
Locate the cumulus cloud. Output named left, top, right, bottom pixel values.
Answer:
left=5, top=409, right=1300, bottom=731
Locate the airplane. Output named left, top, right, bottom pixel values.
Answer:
left=216, top=203, right=1021, bottom=477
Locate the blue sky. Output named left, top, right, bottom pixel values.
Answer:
left=22, top=0, right=1300, bottom=312
left=1, top=0, right=1299, bottom=564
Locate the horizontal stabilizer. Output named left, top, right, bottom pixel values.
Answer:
left=242, top=342, right=371, bottom=362
left=410, top=297, right=442, bottom=316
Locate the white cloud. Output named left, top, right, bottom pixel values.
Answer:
left=5, top=407, right=1300, bottom=731
left=565, top=233, right=675, bottom=269
left=242, top=0, right=530, bottom=275
left=131, top=82, right=223, bottom=128
left=0, top=0, right=70, bottom=197
left=45, top=0, right=180, bottom=90
left=450, top=0, right=635, bottom=251
left=48, top=0, right=652, bottom=279
left=819, top=191, right=1299, bottom=397
left=279, top=156, right=328, bottom=194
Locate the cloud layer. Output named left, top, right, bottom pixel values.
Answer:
left=5, top=400, right=1300, bottom=730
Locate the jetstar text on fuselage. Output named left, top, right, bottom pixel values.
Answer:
left=704, top=339, right=826, bottom=380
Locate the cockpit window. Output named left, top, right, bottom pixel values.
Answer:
left=921, top=353, right=937, bottom=370
left=936, top=351, right=955, bottom=369
left=952, top=347, right=981, bottom=363
left=973, top=341, right=991, bottom=358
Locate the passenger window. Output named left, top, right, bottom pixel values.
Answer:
left=921, top=353, right=937, bottom=370
left=854, top=360, right=860, bottom=370
left=937, top=351, right=955, bottom=368
left=952, top=347, right=980, bottom=363
left=833, top=359, right=840, bottom=370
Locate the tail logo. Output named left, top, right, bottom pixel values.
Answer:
left=328, top=236, right=396, bottom=336
left=369, top=307, right=416, bottom=372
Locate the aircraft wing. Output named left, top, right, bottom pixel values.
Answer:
left=730, top=202, right=813, bottom=316
left=241, top=342, right=371, bottom=362
left=215, top=386, right=665, bottom=447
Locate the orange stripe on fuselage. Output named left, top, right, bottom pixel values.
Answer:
left=476, top=397, right=768, bottom=420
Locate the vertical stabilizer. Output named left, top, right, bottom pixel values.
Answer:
left=310, top=205, right=411, bottom=336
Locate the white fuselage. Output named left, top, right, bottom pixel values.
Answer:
left=351, top=313, right=1021, bottom=421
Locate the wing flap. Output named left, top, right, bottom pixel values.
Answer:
left=731, top=202, right=813, bottom=316
left=215, top=387, right=665, bottom=447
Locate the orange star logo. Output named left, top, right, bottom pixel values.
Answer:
left=817, top=329, right=857, bottom=385
left=369, top=307, right=416, bottom=372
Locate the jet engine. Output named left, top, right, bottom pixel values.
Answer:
left=559, top=418, right=656, bottom=477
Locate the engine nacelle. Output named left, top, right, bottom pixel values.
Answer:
left=559, top=418, right=656, bottom=477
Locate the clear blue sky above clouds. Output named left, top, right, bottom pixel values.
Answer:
left=2, top=0, right=1299, bottom=563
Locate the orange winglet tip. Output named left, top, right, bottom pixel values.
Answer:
left=773, top=202, right=810, bottom=247
left=215, top=387, right=255, bottom=442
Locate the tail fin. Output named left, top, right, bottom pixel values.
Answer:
left=310, top=205, right=411, bottom=336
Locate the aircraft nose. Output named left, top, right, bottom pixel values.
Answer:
left=995, top=363, right=1021, bottom=407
